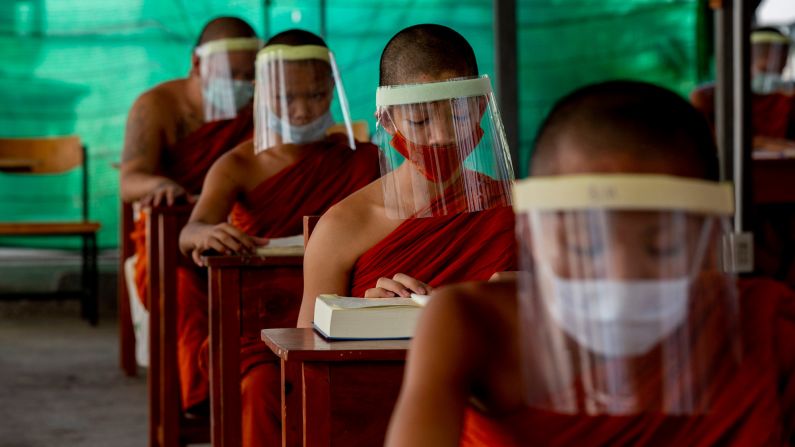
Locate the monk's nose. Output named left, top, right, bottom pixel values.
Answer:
left=427, top=118, right=456, bottom=146
left=290, top=99, right=310, bottom=123
left=605, top=243, right=655, bottom=280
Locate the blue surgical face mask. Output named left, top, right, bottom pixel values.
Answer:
left=267, top=109, right=334, bottom=145
left=203, top=78, right=254, bottom=119
left=751, top=72, right=787, bottom=94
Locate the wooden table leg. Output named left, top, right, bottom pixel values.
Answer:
left=301, top=363, right=331, bottom=446
left=281, top=360, right=303, bottom=447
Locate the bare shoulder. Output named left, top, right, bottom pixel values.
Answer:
left=405, top=280, right=519, bottom=396
left=127, top=81, right=188, bottom=130
left=314, top=179, right=386, bottom=246
left=217, top=139, right=256, bottom=174
left=426, top=280, right=518, bottom=342
left=417, top=280, right=523, bottom=412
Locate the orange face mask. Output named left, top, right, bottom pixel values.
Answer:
left=389, top=127, right=485, bottom=183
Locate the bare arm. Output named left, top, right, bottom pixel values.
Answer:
left=385, top=289, right=483, bottom=447
left=120, top=93, right=186, bottom=204
left=297, top=208, right=361, bottom=327
left=179, top=151, right=267, bottom=264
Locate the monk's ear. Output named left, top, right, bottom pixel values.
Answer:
left=376, top=108, right=397, bottom=136
left=189, top=53, right=200, bottom=78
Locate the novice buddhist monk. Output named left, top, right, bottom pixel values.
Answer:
left=236, top=24, right=517, bottom=447
left=386, top=81, right=795, bottom=446
left=121, top=17, right=260, bottom=312
left=691, top=27, right=795, bottom=148
left=296, top=23, right=517, bottom=324
left=176, top=29, right=381, bottom=426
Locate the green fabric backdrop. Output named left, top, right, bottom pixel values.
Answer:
left=0, top=0, right=703, bottom=248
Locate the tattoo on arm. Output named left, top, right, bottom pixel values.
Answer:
left=121, top=98, right=162, bottom=163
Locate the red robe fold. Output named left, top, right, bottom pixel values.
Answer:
left=691, top=84, right=795, bottom=139
left=461, top=278, right=795, bottom=446
left=351, top=173, right=516, bottom=297
left=752, top=93, right=795, bottom=140
left=177, top=139, right=379, bottom=414
left=130, top=108, right=253, bottom=309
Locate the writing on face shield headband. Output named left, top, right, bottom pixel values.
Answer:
left=513, top=174, right=735, bottom=216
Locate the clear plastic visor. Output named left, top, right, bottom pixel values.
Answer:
left=196, top=38, right=262, bottom=122
left=253, top=44, right=354, bottom=153
left=751, top=32, right=793, bottom=94
left=514, top=175, right=741, bottom=416
left=374, top=76, right=514, bottom=219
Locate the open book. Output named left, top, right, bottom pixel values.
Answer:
left=313, top=294, right=430, bottom=340
left=254, top=235, right=304, bottom=256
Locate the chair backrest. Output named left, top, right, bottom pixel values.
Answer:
left=0, top=136, right=89, bottom=221
left=326, top=121, right=370, bottom=143
left=303, top=215, right=321, bottom=247
left=0, top=136, right=83, bottom=173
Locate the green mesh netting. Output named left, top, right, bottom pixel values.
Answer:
left=0, top=0, right=703, bottom=249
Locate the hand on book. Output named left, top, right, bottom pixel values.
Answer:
left=190, top=223, right=269, bottom=266
left=364, top=273, right=433, bottom=298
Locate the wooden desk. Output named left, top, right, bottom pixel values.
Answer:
left=262, top=328, right=409, bottom=447
left=206, top=255, right=303, bottom=447
left=145, top=204, right=208, bottom=447
left=0, top=158, right=38, bottom=173
left=753, top=157, right=795, bottom=204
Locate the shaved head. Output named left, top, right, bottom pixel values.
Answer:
left=379, top=24, right=478, bottom=86
left=531, top=80, right=719, bottom=181
left=266, top=29, right=327, bottom=47
left=195, top=16, right=256, bottom=47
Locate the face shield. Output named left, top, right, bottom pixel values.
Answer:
left=750, top=31, right=793, bottom=95
left=514, top=175, right=740, bottom=416
left=374, top=75, right=514, bottom=219
left=195, top=37, right=262, bottom=122
left=253, top=44, right=355, bottom=154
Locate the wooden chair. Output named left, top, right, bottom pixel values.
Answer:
left=145, top=204, right=210, bottom=447
left=0, top=136, right=101, bottom=325
left=206, top=215, right=320, bottom=447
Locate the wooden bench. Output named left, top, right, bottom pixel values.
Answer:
left=145, top=204, right=210, bottom=447
left=261, top=328, right=408, bottom=447
left=0, top=136, right=101, bottom=325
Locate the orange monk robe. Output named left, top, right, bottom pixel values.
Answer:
left=241, top=173, right=517, bottom=447
left=461, top=278, right=795, bottom=446
left=130, top=107, right=254, bottom=309
left=176, top=138, right=381, bottom=413
left=691, top=84, right=795, bottom=139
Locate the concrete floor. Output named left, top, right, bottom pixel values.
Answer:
left=0, top=301, right=147, bottom=447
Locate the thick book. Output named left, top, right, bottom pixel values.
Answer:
left=254, top=235, right=304, bottom=256
left=313, top=294, right=430, bottom=340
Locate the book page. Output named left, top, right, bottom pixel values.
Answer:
left=254, top=235, right=305, bottom=256
left=318, top=295, right=420, bottom=310
left=265, top=235, right=304, bottom=247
